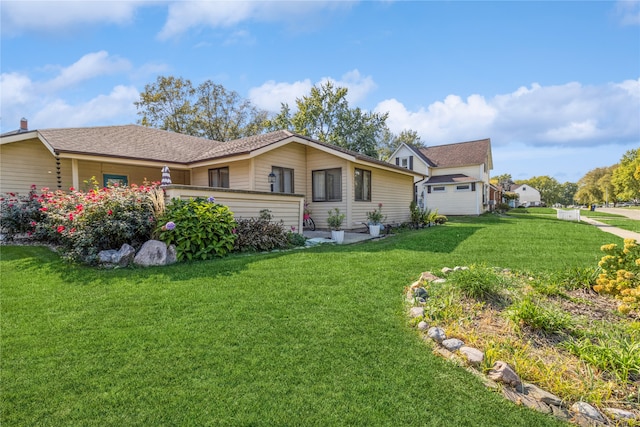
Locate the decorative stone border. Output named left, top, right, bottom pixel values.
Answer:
left=406, top=267, right=639, bottom=427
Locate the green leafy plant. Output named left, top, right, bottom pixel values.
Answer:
left=327, top=208, right=345, bottom=230
left=506, top=296, right=572, bottom=334
left=157, top=198, right=237, bottom=261
left=366, top=203, right=385, bottom=224
left=434, top=214, right=448, bottom=225
left=445, top=264, right=505, bottom=301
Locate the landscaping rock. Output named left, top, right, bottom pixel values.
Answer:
left=409, top=306, right=424, bottom=318
left=97, top=243, right=136, bottom=267
left=413, top=287, right=428, bottom=299
left=432, top=278, right=447, bottom=284
left=417, top=321, right=429, bottom=331
left=427, top=327, right=446, bottom=343
left=458, top=346, right=483, bottom=366
left=603, top=407, right=637, bottom=422
left=134, top=240, right=177, bottom=267
left=522, top=383, right=562, bottom=406
left=441, top=338, right=464, bottom=351
left=441, top=267, right=453, bottom=275
left=571, top=402, right=606, bottom=424
left=421, top=271, right=441, bottom=282
left=487, top=361, right=521, bottom=387
left=502, top=387, right=552, bottom=414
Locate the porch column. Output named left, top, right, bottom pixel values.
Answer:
left=72, top=159, right=79, bottom=190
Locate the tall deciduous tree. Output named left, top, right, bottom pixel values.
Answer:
left=265, top=81, right=389, bottom=157
left=575, top=167, right=612, bottom=205
left=520, top=176, right=562, bottom=205
left=558, top=182, right=579, bottom=206
left=135, top=76, right=196, bottom=135
left=612, top=148, right=640, bottom=202
left=135, top=75, right=268, bottom=141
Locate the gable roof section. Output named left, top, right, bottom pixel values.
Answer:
left=419, top=138, right=491, bottom=168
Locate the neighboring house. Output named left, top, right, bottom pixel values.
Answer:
left=389, top=139, right=493, bottom=216
left=0, top=121, right=423, bottom=231
left=509, top=184, right=542, bottom=207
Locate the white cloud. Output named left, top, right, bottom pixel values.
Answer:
left=377, top=79, right=640, bottom=148
left=33, top=85, right=139, bottom=128
left=249, top=69, right=376, bottom=112
left=158, top=1, right=354, bottom=40
left=47, top=51, right=132, bottom=91
left=614, top=0, right=640, bottom=26
left=0, top=0, right=148, bottom=36
left=0, top=52, right=144, bottom=132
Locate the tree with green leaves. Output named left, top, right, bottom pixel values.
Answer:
left=558, top=182, right=578, bottom=206
left=612, top=148, right=640, bottom=202
left=378, top=129, right=425, bottom=161
left=265, top=81, right=389, bottom=157
left=135, top=75, right=268, bottom=141
left=574, top=167, right=613, bottom=205
left=492, top=173, right=514, bottom=191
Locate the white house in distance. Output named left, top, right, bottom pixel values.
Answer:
left=389, top=139, right=493, bottom=216
left=509, top=184, right=542, bottom=207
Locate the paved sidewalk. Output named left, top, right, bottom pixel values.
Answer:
left=580, top=216, right=640, bottom=242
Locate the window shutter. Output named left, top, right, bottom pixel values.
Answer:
left=471, top=183, right=476, bottom=191
left=395, top=158, right=400, bottom=166
left=409, top=156, right=413, bottom=169
left=427, top=185, right=431, bottom=194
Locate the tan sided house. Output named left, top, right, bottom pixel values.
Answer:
left=389, top=138, right=493, bottom=216
left=0, top=121, right=423, bottom=231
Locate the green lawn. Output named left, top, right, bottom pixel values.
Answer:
left=1, top=214, right=620, bottom=426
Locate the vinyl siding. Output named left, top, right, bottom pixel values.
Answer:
left=0, top=139, right=72, bottom=194
left=77, top=160, right=190, bottom=189
left=425, top=184, right=481, bottom=216
left=253, top=143, right=306, bottom=193
left=164, top=185, right=303, bottom=230
left=350, top=165, right=414, bottom=227
left=191, top=160, right=250, bottom=189
left=304, top=147, right=349, bottom=229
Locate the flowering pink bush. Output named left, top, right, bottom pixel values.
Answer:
left=32, top=181, right=162, bottom=263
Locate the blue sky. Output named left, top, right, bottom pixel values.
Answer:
left=1, top=1, right=639, bottom=183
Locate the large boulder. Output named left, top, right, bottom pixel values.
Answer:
left=134, top=240, right=177, bottom=267
left=97, top=243, right=136, bottom=268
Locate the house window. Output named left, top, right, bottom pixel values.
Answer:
left=312, top=168, right=342, bottom=202
left=396, top=156, right=413, bottom=169
left=354, top=168, right=371, bottom=201
left=272, top=166, right=294, bottom=193
left=103, top=174, right=128, bottom=187
left=433, top=186, right=445, bottom=192
left=456, top=184, right=470, bottom=191
left=208, top=167, right=229, bottom=188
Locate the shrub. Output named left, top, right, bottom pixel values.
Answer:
left=593, top=239, right=640, bottom=313
left=0, top=185, right=45, bottom=239
left=233, top=217, right=290, bottom=253
left=495, top=203, right=511, bottom=213
left=287, top=231, right=307, bottom=247
left=157, top=198, right=237, bottom=261
left=434, top=214, right=448, bottom=225
left=35, top=183, right=160, bottom=263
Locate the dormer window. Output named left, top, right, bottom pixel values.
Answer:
left=396, top=156, right=413, bottom=170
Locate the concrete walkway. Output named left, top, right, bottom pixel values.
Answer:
left=579, top=207, right=640, bottom=242
left=303, top=229, right=379, bottom=245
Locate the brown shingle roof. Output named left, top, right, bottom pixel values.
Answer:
left=21, top=125, right=420, bottom=175
left=37, top=124, right=222, bottom=163
left=419, top=138, right=491, bottom=168
left=426, top=174, right=478, bottom=184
